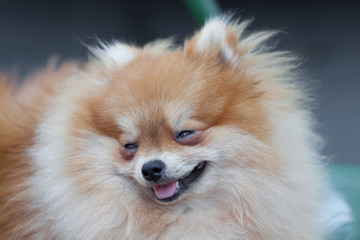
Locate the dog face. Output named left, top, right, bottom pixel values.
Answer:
left=31, top=19, right=281, bottom=212
left=46, top=29, right=273, bottom=209
left=83, top=50, right=265, bottom=204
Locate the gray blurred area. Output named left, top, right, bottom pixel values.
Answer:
left=0, top=0, right=359, bottom=164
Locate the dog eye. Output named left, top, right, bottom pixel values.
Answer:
left=176, top=130, right=195, bottom=139
left=124, top=143, right=138, bottom=150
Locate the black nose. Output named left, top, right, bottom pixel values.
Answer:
left=142, top=160, right=165, bottom=182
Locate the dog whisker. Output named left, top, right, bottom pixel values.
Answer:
left=88, top=174, right=118, bottom=194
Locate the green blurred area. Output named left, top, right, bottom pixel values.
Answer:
left=183, top=0, right=221, bottom=25
left=330, top=165, right=360, bottom=240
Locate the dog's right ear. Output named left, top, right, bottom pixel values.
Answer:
left=90, top=42, right=139, bottom=70
left=184, top=17, right=277, bottom=67
left=184, top=17, right=247, bottom=64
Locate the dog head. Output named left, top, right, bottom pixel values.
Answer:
left=32, top=18, right=286, bottom=209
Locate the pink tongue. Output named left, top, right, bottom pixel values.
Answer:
left=154, top=180, right=178, bottom=199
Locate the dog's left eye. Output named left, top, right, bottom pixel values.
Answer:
left=176, top=130, right=195, bottom=139
left=175, top=130, right=201, bottom=146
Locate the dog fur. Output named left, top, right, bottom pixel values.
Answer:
left=0, top=17, right=327, bottom=239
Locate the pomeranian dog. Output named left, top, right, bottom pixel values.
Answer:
left=0, top=17, right=328, bottom=239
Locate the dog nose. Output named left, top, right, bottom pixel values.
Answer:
left=142, top=160, right=165, bottom=182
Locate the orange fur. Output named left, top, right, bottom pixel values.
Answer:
left=0, top=63, right=78, bottom=239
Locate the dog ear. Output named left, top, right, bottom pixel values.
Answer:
left=89, top=42, right=139, bottom=70
left=184, top=17, right=248, bottom=64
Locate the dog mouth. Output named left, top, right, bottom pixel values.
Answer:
left=152, top=161, right=207, bottom=202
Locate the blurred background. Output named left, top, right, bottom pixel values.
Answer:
left=0, top=0, right=359, bottom=165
